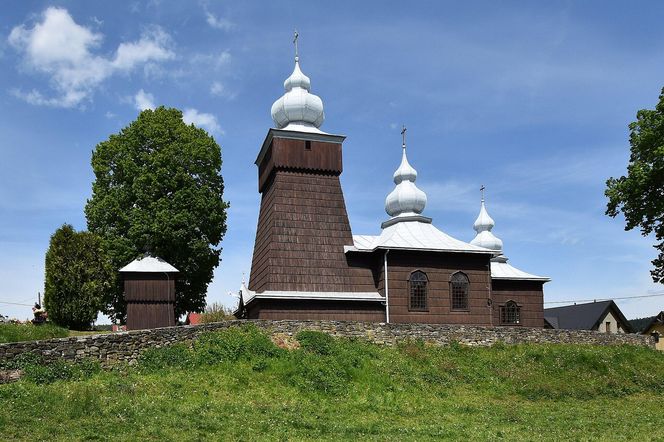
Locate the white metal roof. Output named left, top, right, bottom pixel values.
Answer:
left=347, top=219, right=495, bottom=254
left=240, top=285, right=384, bottom=305
left=490, top=258, right=549, bottom=281
left=119, top=256, right=179, bottom=273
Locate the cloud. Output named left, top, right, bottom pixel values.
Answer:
left=191, top=50, right=231, bottom=71
left=210, top=81, right=224, bottom=96
left=182, top=108, right=222, bottom=134
left=134, top=89, right=155, bottom=110
left=8, top=7, right=174, bottom=108
left=205, top=11, right=234, bottom=31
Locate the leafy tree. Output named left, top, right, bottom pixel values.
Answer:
left=606, top=87, right=664, bottom=284
left=44, top=224, right=114, bottom=329
left=85, top=107, right=228, bottom=323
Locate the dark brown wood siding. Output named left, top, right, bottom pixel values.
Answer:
left=123, top=273, right=176, bottom=302
left=249, top=135, right=376, bottom=295
left=383, top=250, right=493, bottom=324
left=491, top=279, right=545, bottom=327
left=246, top=299, right=385, bottom=322
left=126, top=302, right=175, bottom=330
left=123, top=273, right=176, bottom=330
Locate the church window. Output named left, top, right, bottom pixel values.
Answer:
left=450, top=272, right=469, bottom=310
left=500, top=301, right=521, bottom=325
left=409, top=271, right=428, bottom=311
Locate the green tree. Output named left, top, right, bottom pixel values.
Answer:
left=85, top=107, right=228, bottom=323
left=606, top=87, right=664, bottom=284
left=44, top=224, right=113, bottom=329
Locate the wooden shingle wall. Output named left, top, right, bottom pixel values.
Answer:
left=491, top=279, right=545, bottom=327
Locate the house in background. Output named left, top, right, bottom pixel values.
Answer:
left=544, top=300, right=632, bottom=333
left=631, top=311, right=664, bottom=351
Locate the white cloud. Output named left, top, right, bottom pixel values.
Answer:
left=8, top=7, right=174, bottom=108
left=182, top=108, right=222, bottom=134
left=205, top=11, right=234, bottom=31
left=210, top=81, right=224, bottom=96
left=191, top=50, right=231, bottom=71
left=134, top=89, right=155, bottom=111
left=111, top=27, right=173, bottom=71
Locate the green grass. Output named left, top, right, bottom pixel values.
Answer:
left=1, top=325, right=663, bottom=441
left=0, top=323, right=69, bottom=343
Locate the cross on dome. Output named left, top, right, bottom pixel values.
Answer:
left=385, top=126, right=427, bottom=218
left=270, top=31, right=325, bottom=131
left=470, top=187, right=503, bottom=252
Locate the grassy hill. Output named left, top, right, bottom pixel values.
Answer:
left=1, top=325, right=663, bottom=441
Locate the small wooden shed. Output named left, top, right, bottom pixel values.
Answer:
left=119, top=255, right=179, bottom=330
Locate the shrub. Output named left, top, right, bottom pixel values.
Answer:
left=199, top=302, right=236, bottom=323
left=193, top=325, right=282, bottom=364
left=0, top=323, right=69, bottom=343
left=296, top=330, right=335, bottom=355
left=139, top=344, right=194, bottom=371
left=44, top=224, right=114, bottom=330
left=4, top=354, right=101, bottom=384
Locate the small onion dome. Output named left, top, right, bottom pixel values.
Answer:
left=271, top=57, right=325, bottom=130
left=470, top=199, right=503, bottom=252
left=385, top=147, right=427, bottom=217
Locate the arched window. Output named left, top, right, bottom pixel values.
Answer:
left=409, top=271, right=428, bottom=311
left=450, top=272, right=469, bottom=310
left=500, top=301, right=521, bottom=325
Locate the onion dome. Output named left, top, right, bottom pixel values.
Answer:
left=271, top=55, right=325, bottom=130
left=470, top=193, right=503, bottom=252
left=385, top=136, right=427, bottom=217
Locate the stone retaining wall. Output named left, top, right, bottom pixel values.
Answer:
left=0, top=320, right=655, bottom=366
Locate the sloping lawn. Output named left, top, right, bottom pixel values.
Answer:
left=1, top=325, right=662, bottom=441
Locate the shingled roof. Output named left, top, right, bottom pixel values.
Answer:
left=544, top=300, right=632, bottom=333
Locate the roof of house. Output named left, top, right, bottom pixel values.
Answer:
left=635, top=311, right=664, bottom=334
left=543, top=300, right=632, bottom=332
left=119, top=255, right=179, bottom=273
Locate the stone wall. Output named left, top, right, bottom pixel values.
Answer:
left=0, top=320, right=655, bottom=366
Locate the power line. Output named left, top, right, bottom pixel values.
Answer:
left=0, top=300, right=34, bottom=307
left=544, top=291, right=664, bottom=305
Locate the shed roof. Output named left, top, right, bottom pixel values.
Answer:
left=543, top=300, right=632, bottom=332
left=119, top=256, right=179, bottom=273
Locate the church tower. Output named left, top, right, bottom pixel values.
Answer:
left=243, top=35, right=381, bottom=319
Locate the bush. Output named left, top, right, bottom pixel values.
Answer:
left=0, top=323, right=69, bottom=343
left=193, top=325, right=282, bottom=364
left=138, top=325, right=283, bottom=372
left=3, top=354, right=100, bottom=384
left=44, top=224, right=114, bottom=329
left=199, top=302, right=236, bottom=323
left=139, top=344, right=194, bottom=371
left=296, top=331, right=335, bottom=355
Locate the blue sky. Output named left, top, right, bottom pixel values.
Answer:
left=1, top=1, right=663, bottom=321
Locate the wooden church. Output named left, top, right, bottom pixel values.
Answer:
left=236, top=40, right=549, bottom=326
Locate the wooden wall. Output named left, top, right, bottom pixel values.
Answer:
left=491, top=279, right=545, bottom=328
left=249, top=136, right=375, bottom=294
left=123, top=273, right=176, bottom=330
left=246, top=299, right=386, bottom=322
left=381, top=250, right=493, bottom=325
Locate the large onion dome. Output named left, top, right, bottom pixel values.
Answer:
left=270, top=56, right=325, bottom=130
left=385, top=142, right=427, bottom=217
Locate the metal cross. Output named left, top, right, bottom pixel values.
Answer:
left=293, top=30, right=299, bottom=59
left=401, top=125, right=407, bottom=148
left=480, top=185, right=485, bottom=201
